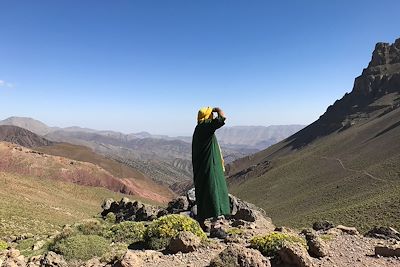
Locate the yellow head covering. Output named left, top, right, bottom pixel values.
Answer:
left=197, top=107, right=213, bottom=123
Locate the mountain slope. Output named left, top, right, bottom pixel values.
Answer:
left=0, top=117, right=53, bottom=136
left=0, top=125, right=53, bottom=148
left=227, top=38, right=400, bottom=232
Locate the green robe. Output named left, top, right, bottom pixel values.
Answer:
left=192, top=116, right=230, bottom=221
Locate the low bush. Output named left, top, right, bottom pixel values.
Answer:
left=107, top=221, right=145, bottom=244
left=0, top=240, right=8, bottom=251
left=76, top=219, right=105, bottom=236
left=104, top=212, right=116, bottom=224
left=250, top=232, right=307, bottom=257
left=51, top=234, right=110, bottom=261
left=144, top=214, right=206, bottom=250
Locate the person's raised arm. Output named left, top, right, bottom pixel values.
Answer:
left=209, top=107, right=226, bottom=131
left=213, top=107, right=225, bottom=119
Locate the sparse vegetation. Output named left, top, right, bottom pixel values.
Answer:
left=0, top=240, right=8, bottom=251
left=107, top=221, right=145, bottom=244
left=51, top=234, right=110, bottom=261
left=144, top=214, right=206, bottom=250
left=226, top=228, right=244, bottom=236
left=250, top=232, right=307, bottom=257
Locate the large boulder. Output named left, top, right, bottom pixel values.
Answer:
left=366, top=226, right=400, bottom=241
left=312, top=220, right=335, bottom=231
left=101, top=198, right=115, bottom=210
left=229, top=195, right=273, bottom=229
left=168, top=231, right=201, bottom=254
left=302, top=229, right=329, bottom=258
left=166, top=196, right=189, bottom=214
left=375, top=245, right=400, bottom=257
left=335, top=225, right=359, bottom=235
left=209, top=243, right=271, bottom=267
left=116, top=250, right=144, bottom=267
left=278, top=243, right=314, bottom=267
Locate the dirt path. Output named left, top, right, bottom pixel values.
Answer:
left=321, top=156, right=387, bottom=182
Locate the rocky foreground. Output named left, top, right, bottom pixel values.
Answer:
left=1, top=192, right=400, bottom=267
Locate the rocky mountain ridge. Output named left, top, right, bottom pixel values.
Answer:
left=226, top=38, right=400, bottom=232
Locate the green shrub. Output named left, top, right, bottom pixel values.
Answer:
left=107, top=221, right=145, bottom=244
left=145, top=214, right=206, bottom=240
left=144, top=214, right=206, bottom=250
left=76, top=219, right=105, bottom=236
left=226, top=228, right=244, bottom=236
left=250, top=232, right=307, bottom=257
left=0, top=240, right=8, bottom=251
left=105, top=212, right=116, bottom=224
left=51, top=234, right=110, bottom=261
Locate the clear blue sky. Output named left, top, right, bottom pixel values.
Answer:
left=1, top=1, right=399, bottom=136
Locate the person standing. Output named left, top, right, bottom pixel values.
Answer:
left=192, top=107, right=230, bottom=229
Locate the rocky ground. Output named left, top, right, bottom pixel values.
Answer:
left=1, top=192, right=400, bottom=267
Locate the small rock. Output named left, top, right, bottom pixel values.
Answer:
left=101, top=198, right=115, bottom=210
left=40, top=251, right=67, bottom=267
left=84, top=258, right=105, bottom=267
left=186, top=188, right=196, bottom=206
left=167, top=196, right=190, bottom=214
left=209, top=243, right=271, bottom=267
left=302, top=229, right=329, bottom=258
left=168, top=231, right=201, bottom=254
left=234, top=208, right=257, bottom=222
left=231, top=220, right=246, bottom=227
left=190, top=205, right=197, bottom=218
left=375, top=245, right=400, bottom=257
left=210, top=228, right=228, bottom=240
left=312, top=220, right=335, bottom=231
left=336, top=225, right=359, bottom=235
left=118, top=250, right=144, bottom=267
left=278, top=243, right=314, bottom=267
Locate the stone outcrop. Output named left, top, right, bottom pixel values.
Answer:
left=101, top=192, right=274, bottom=229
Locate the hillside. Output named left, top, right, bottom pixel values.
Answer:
left=0, top=141, right=172, bottom=203
left=0, top=125, right=53, bottom=148
left=0, top=141, right=169, bottom=237
left=227, top=38, right=400, bottom=232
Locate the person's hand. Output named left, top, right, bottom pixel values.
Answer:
left=213, top=107, right=225, bottom=118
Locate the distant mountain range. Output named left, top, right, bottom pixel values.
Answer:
left=227, top=38, right=400, bottom=232
left=0, top=116, right=302, bottom=193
